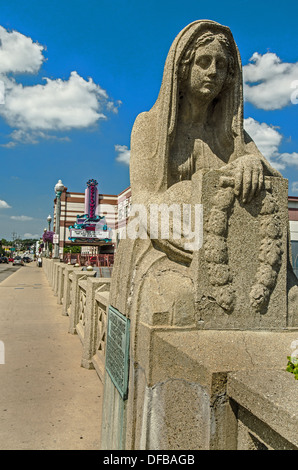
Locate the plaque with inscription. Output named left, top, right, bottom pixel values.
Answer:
left=105, top=305, right=130, bottom=400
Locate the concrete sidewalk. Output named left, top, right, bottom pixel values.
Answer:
left=0, top=263, right=103, bottom=450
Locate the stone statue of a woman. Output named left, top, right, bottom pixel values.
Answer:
left=110, top=20, right=297, bottom=330
left=103, top=19, right=298, bottom=451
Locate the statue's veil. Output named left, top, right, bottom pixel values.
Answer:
left=149, top=20, right=245, bottom=191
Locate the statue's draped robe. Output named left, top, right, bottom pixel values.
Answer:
left=109, top=20, right=281, bottom=320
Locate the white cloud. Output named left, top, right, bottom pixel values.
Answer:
left=0, top=26, right=45, bottom=74
left=277, top=152, right=298, bottom=168
left=11, top=215, right=33, bottom=221
left=0, top=72, right=109, bottom=131
left=244, top=117, right=283, bottom=169
left=1, top=141, right=16, bottom=148
left=23, top=233, right=40, bottom=239
left=0, top=26, right=121, bottom=146
left=244, top=117, right=298, bottom=171
left=1, top=129, right=70, bottom=147
left=9, top=130, right=41, bottom=145
left=115, top=144, right=130, bottom=165
left=291, top=182, right=298, bottom=194
left=107, top=100, right=122, bottom=114
left=243, top=52, right=298, bottom=110
left=0, top=199, right=11, bottom=209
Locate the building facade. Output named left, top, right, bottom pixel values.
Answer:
left=53, top=181, right=131, bottom=258
left=288, top=196, right=298, bottom=277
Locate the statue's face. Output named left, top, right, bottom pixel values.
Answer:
left=186, top=38, right=229, bottom=102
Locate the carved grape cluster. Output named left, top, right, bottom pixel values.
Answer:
left=204, top=177, right=283, bottom=315
left=204, top=184, right=235, bottom=313
left=249, top=191, right=283, bottom=314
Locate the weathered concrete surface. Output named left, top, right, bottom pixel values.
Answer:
left=124, top=326, right=298, bottom=450
left=0, top=264, right=103, bottom=450
left=227, top=370, right=298, bottom=450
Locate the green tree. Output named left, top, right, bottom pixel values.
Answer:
left=64, top=245, right=81, bottom=253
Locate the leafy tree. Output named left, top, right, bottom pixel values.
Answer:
left=64, top=246, right=82, bottom=253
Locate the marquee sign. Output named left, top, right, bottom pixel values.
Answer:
left=68, top=179, right=112, bottom=243
left=85, top=179, right=98, bottom=219
left=68, top=214, right=112, bottom=243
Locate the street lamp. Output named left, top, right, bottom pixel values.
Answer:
left=46, top=214, right=52, bottom=258
left=43, top=228, right=47, bottom=257
left=47, top=214, right=52, bottom=231
left=53, top=179, right=65, bottom=259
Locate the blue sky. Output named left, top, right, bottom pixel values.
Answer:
left=0, top=0, right=297, bottom=240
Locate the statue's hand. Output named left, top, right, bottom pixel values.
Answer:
left=222, top=155, right=264, bottom=203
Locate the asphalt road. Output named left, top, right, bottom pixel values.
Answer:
left=0, top=264, right=21, bottom=283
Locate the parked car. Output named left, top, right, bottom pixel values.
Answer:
left=13, top=256, right=24, bottom=266
left=0, top=256, right=8, bottom=264
left=8, top=257, right=14, bottom=262
left=22, top=256, right=32, bottom=263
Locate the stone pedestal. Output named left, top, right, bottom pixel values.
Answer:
left=125, top=328, right=298, bottom=450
